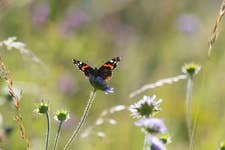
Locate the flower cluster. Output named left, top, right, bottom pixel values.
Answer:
left=34, top=101, right=70, bottom=150
left=129, top=95, right=171, bottom=150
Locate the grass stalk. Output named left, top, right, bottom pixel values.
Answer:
left=0, top=56, right=30, bottom=150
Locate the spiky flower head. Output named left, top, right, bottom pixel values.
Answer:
left=129, top=95, right=162, bottom=118
left=54, top=110, right=70, bottom=122
left=135, top=118, right=167, bottom=134
left=34, top=101, right=48, bottom=114
left=182, top=63, right=201, bottom=77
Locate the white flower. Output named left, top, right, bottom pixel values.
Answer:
left=108, top=119, right=117, bottom=125
left=129, top=95, right=162, bottom=118
left=97, top=132, right=106, bottom=138
left=1, top=37, right=42, bottom=63
left=95, top=118, right=104, bottom=125
left=110, top=105, right=126, bottom=113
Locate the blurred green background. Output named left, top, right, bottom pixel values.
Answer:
left=0, top=0, right=225, bottom=149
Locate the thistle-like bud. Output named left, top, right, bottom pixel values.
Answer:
left=54, top=110, right=70, bottom=122
left=35, top=101, right=48, bottom=114
left=182, top=63, right=201, bottom=77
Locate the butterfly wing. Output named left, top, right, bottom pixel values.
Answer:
left=98, top=57, right=121, bottom=81
left=73, top=59, right=94, bottom=78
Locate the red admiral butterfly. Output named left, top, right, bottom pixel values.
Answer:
left=73, top=57, right=121, bottom=81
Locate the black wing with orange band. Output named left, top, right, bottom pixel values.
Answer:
left=98, top=57, right=121, bottom=81
left=73, top=59, right=94, bottom=78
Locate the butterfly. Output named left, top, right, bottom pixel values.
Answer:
left=73, top=57, right=121, bottom=82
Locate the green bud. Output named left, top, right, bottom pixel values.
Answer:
left=182, top=63, right=201, bottom=77
left=54, top=110, right=70, bottom=122
left=35, top=101, right=48, bottom=114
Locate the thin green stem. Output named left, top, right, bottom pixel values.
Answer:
left=53, top=121, right=63, bottom=150
left=63, top=89, right=97, bottom=150
left=45, top=112, right=50, bottom=150
left=143, top=132, right=151, bottom=150
left=186, top=76, right=193, bottom=144
left=189, top=108, right=200, bottom=150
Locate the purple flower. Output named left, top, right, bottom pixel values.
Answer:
left=129, top=95, right=162, bottom=118
left=89, top=74, right=114, bottom=94
left=135, top=118, right=167, bottom=134
left=31, top=3, right=49, bottom=27
left=57, top=74, right=76, bottom=95
left=100, top=17, right=137, bottom=46
left=60, top=9, right=90, bottom=36
left=151, top=136, right=166, bottom=150
left=175, top=14, right=200, bottom=35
